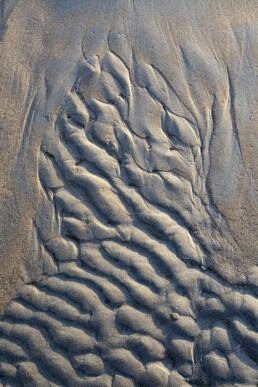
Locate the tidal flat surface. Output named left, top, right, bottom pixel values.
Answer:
left=0, top=1, right=257, bottom=385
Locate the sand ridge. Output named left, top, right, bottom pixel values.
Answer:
left=0, top=0, right=257, bottom=385
left=1, top=42, right=257, bottom=385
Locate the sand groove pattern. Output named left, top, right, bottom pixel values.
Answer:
left=0, top=50, right=257, bottom=386
left=0, top=0, right=18, bottom=41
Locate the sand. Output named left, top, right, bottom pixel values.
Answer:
left=0, top=0, right=257, bottom=385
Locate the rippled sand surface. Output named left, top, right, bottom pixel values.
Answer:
left=0, top=1, right=257, bottom=385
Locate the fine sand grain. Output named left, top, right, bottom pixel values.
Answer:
left=0, top=1, right=257, bottom=385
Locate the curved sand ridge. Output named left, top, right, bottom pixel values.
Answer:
left=0, top=49, right=257, bottom=386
